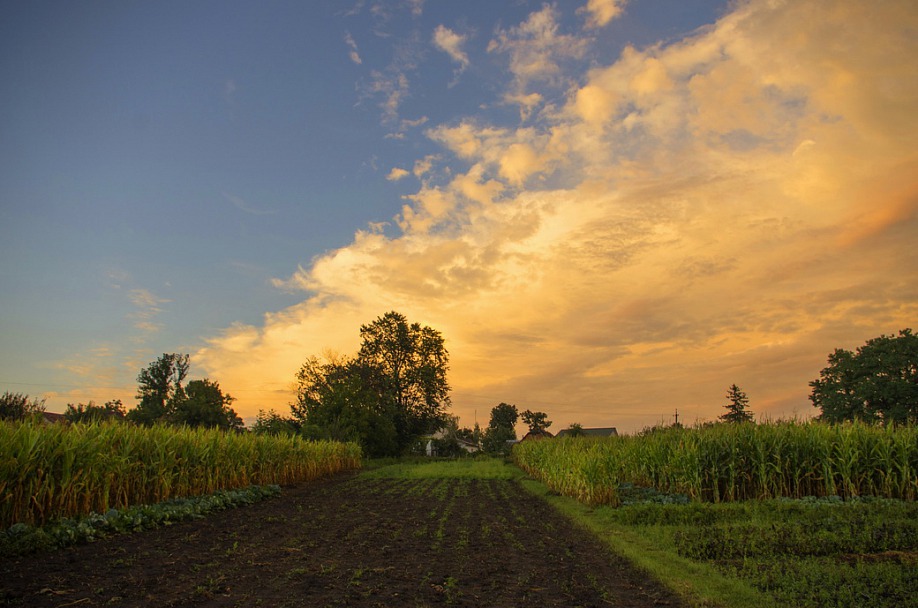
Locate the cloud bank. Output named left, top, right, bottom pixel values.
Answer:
left=198, top=0, right=918, bottom=432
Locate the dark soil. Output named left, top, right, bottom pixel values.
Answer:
left=1, top=473, right=685, bottom=607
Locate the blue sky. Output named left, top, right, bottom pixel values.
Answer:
left=2, top=0, right=916, bottom=433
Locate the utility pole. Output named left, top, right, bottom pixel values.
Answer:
left=674, top=408, right=680, bottom=426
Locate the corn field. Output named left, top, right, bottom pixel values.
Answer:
left=0, top=420, right=362, bottom=527
left=513, top=421, right=918, bottom=506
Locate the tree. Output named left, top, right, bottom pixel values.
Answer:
left=810, top=329, right=918, bottom=424
left=172, top=379, right=243, bottom=430
left=566, top=422, right=586, bottom=437
left=64, top=399, right=126, bottom=423
left=357, top=311, right=451, bottom=449
left=0, top=392, right=46, bottom=421
left=483, top=402, right=518, bottom=455
left=127, top=354, right=244, bottom=430
left=521, top=409, right=552, bottom=434
left=252, top=409, right=301, bottom=436
left=291, top=312, right=451, bottom=456
left=719, top=384, right=753, bottom=423
left=291, top=354, right=399, bottom=458
left=128, top=353, right=189, bottom=425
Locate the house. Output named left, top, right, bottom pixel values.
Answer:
left=518, top=429, right=554, bottom=442
left=424, top=428, right=481, bottom=456
left=555, top=427, right=618, bottom=438
left=41, top=412, right=67, bottom=424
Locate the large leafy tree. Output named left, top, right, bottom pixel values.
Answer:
left=810, top=329, right=918, bottom=424
left=128, top=354, right=243, bottom=430
left=357, top=311, right=451, bottom=445
left=128, top=353, right=189, bottom=425
left=719, top=384, right=754, bottom=423
left=291, top=354, right=399, bottom=457
left=172, top=379, right=243, bottom=430
left=292, top=311, right=450, bottom=456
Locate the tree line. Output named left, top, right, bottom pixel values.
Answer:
left=2, top=324, right=915, bottom=446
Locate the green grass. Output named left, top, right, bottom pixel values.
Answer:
left=360, top=457, right=523, bottom=480
left=519, top=477, right=918, bottom=608
left=519, top=478, right=774, bottom=608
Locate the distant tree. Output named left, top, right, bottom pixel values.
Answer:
left=810, top=329, right=918, bottom=425
left=251, top=409, right=301, bottom=436
left=357, top=311, right=451, bottom=449
left=483, top=402, right=518, bottom=455
left=128, top=353, right=189, bottom=425
left=456, top=422, right=484, bottom=449
left=0, top=392, right=46, bottom=421
left=292, top=312, right=451, bottom=457
left=566, top=422, right=586, bottom=437
left=521, top=409, right=552, bottom=434
left=172, top=379, right=243, bottom=430
left=719, top=384, right=754, bottom=423
left=291, top=354, right=399, bottom=458
left=472, top=422, right=483, bottom=447
left=127, top=354, right=244, bottom=430
left=64, top=399, right=126, bottom=423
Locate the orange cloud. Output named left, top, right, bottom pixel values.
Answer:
left=197, top=0, right=918, bottom=433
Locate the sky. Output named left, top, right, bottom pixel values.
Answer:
left=2, top=0, right=916, bottom=435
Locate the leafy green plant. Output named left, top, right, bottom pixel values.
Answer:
left=0, top=484, right=281, bottom=556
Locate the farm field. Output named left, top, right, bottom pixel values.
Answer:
left=515, top=423, right=918, bottom=608
left=1, top=464, right=684, bottom=608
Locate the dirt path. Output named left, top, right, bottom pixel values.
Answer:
left=1, top=473, right=684, bottom=607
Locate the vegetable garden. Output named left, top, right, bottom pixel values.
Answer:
left=515, top=421, right=918, bottom=608
left=2, top=421, right=916, bottom=607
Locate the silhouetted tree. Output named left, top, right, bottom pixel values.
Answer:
left=252, top=409, right=301, bottom=436
left=810, top=329, right=918, bottom=424
left=521, top=409, right=552, bottom=434
left=128, top=353, right=189, bottom=425
left=483, top=402, right=518, bottom=455
left=0, top=392, right=46, bottom=421
left=292, top=354, right=399, bottom=457
left=292, top=312, right=451, bottom=457
left=566, top=422, right=586, bottom=437
left=64, top=399, right=126, bottom=423
left=172, top=379, right=243, bottom=430
left=719, top=384, right=754, bottom=423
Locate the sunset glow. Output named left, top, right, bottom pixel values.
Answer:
left=2, top=0, right=916, bottom=433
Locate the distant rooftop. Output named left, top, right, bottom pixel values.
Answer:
left=555, top=427, right=618, bottom=438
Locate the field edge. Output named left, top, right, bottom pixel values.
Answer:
left=516, top=475, right=779, bottom=608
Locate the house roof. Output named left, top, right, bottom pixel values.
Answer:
left=556, top=427, right=618, bottom=438
left=519, top=429, right=554, bottom=441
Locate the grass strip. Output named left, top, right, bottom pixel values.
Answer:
left=518, top=476, right=779, bottom=608
left=360, top=457, right=523, bottom=479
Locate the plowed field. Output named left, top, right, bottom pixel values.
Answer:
left=1, top=473, right=684, bottom=607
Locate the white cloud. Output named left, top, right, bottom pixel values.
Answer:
left=199, top=0, right=918, bottom=433
left=223, top=192, right=276, bottom=216
left=433, top=24, right=470, bottom=76
left=344, top=32, right=362, bottom=64
left=488, top=4, right=588, bottom=85
left=127, top=288, right=169, bottom=336
left=387, top=167, right=410, bottom=181
left=578, top=0, right=627, bottom=29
